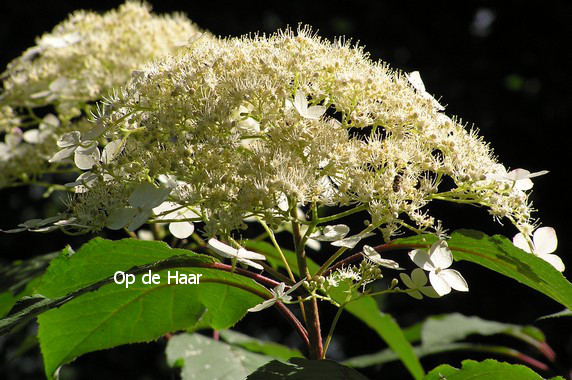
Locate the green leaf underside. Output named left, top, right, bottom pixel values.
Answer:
left=247, top=358, right=369, bottom=380
left=219, top=329, right=303, bottom=361
left=245, top=240, right=425, bottom=380
left=423, top=359, right=563, bottom=380
left=166, top=333, right=273, bottom=380
left=421, top=313, right=544, bottom=346
left=34, top=238, right=266, bottom=378
left=344, top=313, right=546, bottom=368
left=344, top=342, right=518, bottom=368
left=389, top=229, right=572, bottom=311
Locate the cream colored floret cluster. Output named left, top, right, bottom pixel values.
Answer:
left=60, top=27, right=534, bottom=237
left=0, top=1, right=202, bottom=187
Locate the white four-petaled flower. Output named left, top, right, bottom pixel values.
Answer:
left=331, top=231, right=376, bottom=249
left=248, top=281, right=303, bottom=312
left=153, top=201, right=198, bottom=239
left=486, top=168, right=548, bottom=191
left=363, top=245, right=403, bottom=270
left=49, top=131, right=100, bottom=170
left=207, top=238, right=266, bottom=270
left=310, top=224, right=350, bottom=242
left=513, top=227, right=564, bottom=272
left=288, top=91, right=327, bottom=120
left=408, top=240, right=469, bottom=296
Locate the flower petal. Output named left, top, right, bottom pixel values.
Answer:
left=238, top=258, right=264, bottom=270
left=236, top=247, right=266, bottom=261
left=248, top=299, right=276, bottom=313
left=129, top=183, right=171, bottom=210
left=23, top=129, right=41, bottom=144
left=106, top=207, right=138, bottom=230
left=74, top=145, right=100, bottom=170
left=533, top=227, right=557, bottom=255
left=293, top=91, right=308, bottom=116
left=537, top=253, right=565, bottom=272
left=331, top=232, right=375, bottom=249
left=429, top=240, right=453, bottom=269
left=514, top=178, right=534, bottom=191
left=127, top=210, right=152, bottom=231
left=408, top=249, right=435, bottom=271
left=313, top=224, right=350, bottom=241
left=101, top=139, right=124, bottom=164
left=513, top=232, right=531, bottom=253
left=429, top=271, right=451, bottom=296
left=438, top=269, right=469, bottom=292
left=305, top=105, right=327, bottom=120
left=169, top=221, right=194, bottom=239
left=207, top=238, right=237, bottom=259
left=49, top=146, right=76, bottom=162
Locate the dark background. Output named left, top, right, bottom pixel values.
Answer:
left=1, top=1, right=571, bottom=379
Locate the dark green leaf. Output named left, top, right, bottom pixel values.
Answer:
left=31, top=238, right=267, bottom=378
left=423, top=359, right=562, bottom=380
left=247, top=358, right=369, bottom=380
left=537, top=309, right=572, bottom=320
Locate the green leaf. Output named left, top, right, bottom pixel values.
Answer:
left=32, top=238, right=266, bottom=378
left=219, top=329, right=303, bottom=361
left=344, top=313, right=548, bottom=369
left=247, top=358, right=369, bottom=380
left=389, top=230, right=572, bottom=310
left=166, top=333, right=273, bottom=380
left=340, top=294, right=425, bottom=379
left=0, top=250, right=61, bottom=318
left=537, top=309, right=572, bottom=320
left=0, top=292, right=17, bottom=319
left=423, top=359, right=562, bottom=380
left=420, top=313, right=544, bottom=346
left=344, top=342, right=523, bottom=368
left=245, top=239, right=424, bottom=380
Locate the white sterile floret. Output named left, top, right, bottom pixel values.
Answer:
left=207, top=238, right=266, bottom=270
left=513, top=227, right=564, bottom=272
left=49, top=131, right=100, bottom=170
left=310, top=224, right=350, bottom=241
left=22, top=114, right=59, bottom=144
left=409, top=240, right=469, bottom=296
left=248, top=281, right=303, bottom=312
left=399, top=268, right=441, bottom=300
left=331, top=232, right=376, bottom=249
left=406, top=71, right=445, bottom=111
left=106, top=183, right=172, bottom=231
left=486, top=168, right=548, bottom=191
left=362, top=245, right=403, bottom=270
left=153, top=201, right=198, bottom=239
left=101, top=139, right=124, bottom=164
left=289, top=91, right=327, bottom=120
